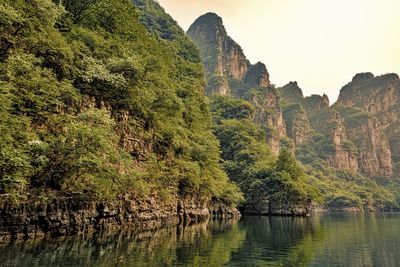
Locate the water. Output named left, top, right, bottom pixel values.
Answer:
left=0, top=213, right=399, bottom=266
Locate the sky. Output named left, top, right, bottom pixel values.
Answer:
left=157, top=0, right=400, bottom=102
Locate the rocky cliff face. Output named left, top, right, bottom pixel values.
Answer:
left=282, top=104, right=311, bottom=146
left=245, top=62, right=271, bottom=88
left=310, top=109, right=359, bottom=171
left=334, top=73, right=400, bottom=178
left=187, top=13, right=270, bottom=90
left=279, top=73, right=400, bottom=179
left=277, top=82, right=304, bottom=104
left=303, top=94, right=330, bottom=114
left=277, top=82, right=330, bottom=114
left=250, top=87, right=287, bottom=153
left=188, top=13, right=285, bottom=153
left=187, top=13, right=249, bottom=82
left=277, top=82, right=328, bottom=146
left=342, top=114, right=392, bottom=177
left=0, top=194, right=239, bottom=242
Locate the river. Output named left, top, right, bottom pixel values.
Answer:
left=0, top=213, right=399, bottom=266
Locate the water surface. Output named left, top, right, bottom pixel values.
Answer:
left=0, top=213, right=399, bottom=266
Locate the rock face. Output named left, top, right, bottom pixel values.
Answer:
left=187, top=13, right=269, bottom=92
left=282, top=104, right=311, bottom=146
left=334, top=73, right=400, bottom=178
left=303, top=94, right=330, bottom=114
left=277, top=82, right=327, bottom=146
left=311, top=109, right=359, bottom=171
left=278, top=73, right=400, bottom=179
left=277, top=82, right=304, bottom=104
left=245, top=62, right=270, bottom=88
left=278, top=82, right=330, bottom=114
left=343, top=115, right=392, bottom=177
left=249, top=87, right=287, bottom=154
left=0, top=194, right=240, bottom=242
left=188, top=13, right=285, bottom=153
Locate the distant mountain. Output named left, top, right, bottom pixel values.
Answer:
left=188, top=11, right=400, bottom=211
left=278, top=73, right=400, bottom=179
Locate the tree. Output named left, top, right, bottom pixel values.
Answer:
left=275, top=149, right=303, bottom=179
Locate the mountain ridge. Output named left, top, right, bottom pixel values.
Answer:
left=187, top=10, right=400, bottom=211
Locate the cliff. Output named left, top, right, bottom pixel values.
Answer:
left=187, top=13, right=285, bottom=153
left=0, top=194, right=239, bottom=242
left=334, top=73, right=400, bottom=177
left=278, top=82, right=330, bottom=114
left=310, top=109, right=359, bottom=171
left=0, top=0, right=243, bottom=239
left=187, top=13, right=268, bottom=91
left=279, top=74, right=399, bottom=179
left=282, top=104, right=312, bottom=146
left=186, top=11, right=400, bottom=211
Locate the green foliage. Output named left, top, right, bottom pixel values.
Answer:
left=276, top=149, right=303, bottom=179
left=301, top=159, right=399, bottom=210
left=29, top=109, right=138, bottom=195
left=210, top=95, right=254, bottom=122
left=0, top=83, right=31, bottom=193
left=0, top=0, right=241, bottom=204
left=296, top=133, right=336, bottom=163
left=132, top=0, right=201, bottom=63
left=334, top=105, right=372, bottom=126
left=211, top=96, right=321, bottom=210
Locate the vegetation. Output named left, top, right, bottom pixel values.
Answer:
left=210, top=96, right=321, bottom=211
left=297, top=134, right=399, bottom=210
left=0, top=0, right=242, bottom=204
left=1, top=0, right=397, bottom=213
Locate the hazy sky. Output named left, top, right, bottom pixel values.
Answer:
left=157, top=0, right=400, bottom=102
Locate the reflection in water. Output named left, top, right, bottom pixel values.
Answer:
left=229, top=216, right=325, bottom=266
left=310, top=213, right=400, bottom=267
left=0, top=219, right=246, bottom=267
left=0, top=213, right=400, bottom=266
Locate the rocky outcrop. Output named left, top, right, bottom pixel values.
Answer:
left=278, top=74, right=399, bottom=179
left=0, top=194, right=239, bottom=242
left=277, top=82, right=304, bottom=104
left=245, top=62, right=270, bottom=88
left=187, top=13, right=270, bottom=93
left=333, top=73, right=400, bottom=178
left=187, top=13, right=250, bottom=84
left=343, top=115, right=392, bottom=177
left=277, top=82, right=330, bottom=114
left=282, top=104, right=311, bottom=145
left=311, top=109, right=359, bottom=171
left=250, top=87, right=287, bottom=153
left=188, top=13, right=285, bottom=153
left=303, top=94, right=330, bottom=114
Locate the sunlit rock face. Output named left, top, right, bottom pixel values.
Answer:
left=187, top=13, right=267, bottom=88
left=189, top=12, right=400, bottom=179
left=278, top=73, right=400, bottom=179
left=188, top=13, right=285, bottom=153
left=334, top=73, right=400, bottom=178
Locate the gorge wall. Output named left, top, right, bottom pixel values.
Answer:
left=187, top=13, right=286, bottom=153
left=187, top=12, right=400, bottom=184
left=277, top=73, right=400, bottom=179
left=335, top=73, right=400, bottom=177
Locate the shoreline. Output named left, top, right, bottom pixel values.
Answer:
left=0, top=195, right=239, bottom=243
left=1, top=195, right=397, bottom=243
